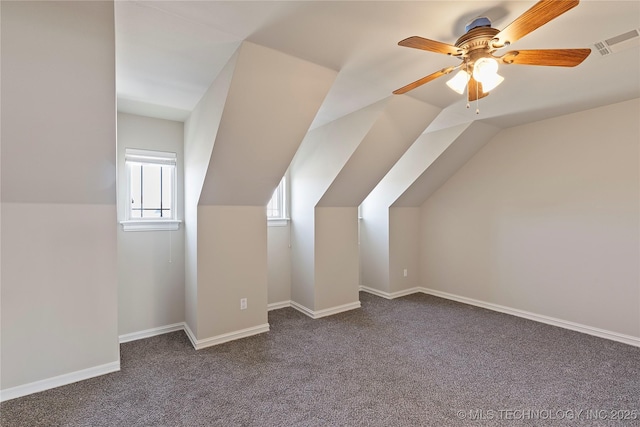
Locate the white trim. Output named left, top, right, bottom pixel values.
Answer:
left=359, top=285, right=420, bottom=300
left=125, top=148, right=177, bottom=165
left=0, top=361, right=120, bottom=402
left=184, top=322, right=198, bottom=349
left=268, top=300, right=291, bottom=311
left=419, top=287, right=640, bottom=348
left=290, top=300, right=361, bottom=319
left=290, top=300, right=316, bottom=318
left=359, top=286, right=393, bottom=299
left=119, top=322, right=185, bottom=343
left=184, top=323, right=270, bottom=350
left=359, top=285, right=640, bottom=347
left=120, top=219, right=181, bottom=231
left=314, top=301, right=361, bottom=318
left=267, top=218, right=290, bottom=227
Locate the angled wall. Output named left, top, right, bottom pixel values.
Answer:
left=360, top=121, right=500, bottom=296
left=184, top=47, right=237, bottom=340
left=290, top=100, right=388, bottom=310
left=420, top=99, right=640, bottom=340
left=1, top=1, right=118, bottom=398
left=393, top=122, right=501, bottom=208
left=360, top=123, right=470, bottom=295
left=290, top=96, right=440, bottom=314
left=184, top=41, right=336, bottom=346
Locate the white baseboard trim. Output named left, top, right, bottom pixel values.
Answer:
left=184, top=322, right=198, bottom=349
left=268, top=300, right=291, bottom=311
left=119, top=322, right=185, bottom=343
left=289, top=300, right=315, bottom=318
left=290, top=300, right=361, bottom=319
left=359, top=286, right=392, bottom=299
left=0, top=360, right=120, bottom=402
left=184, top=322, right=270, bottom=350
left=419, top=287, right=640, bottom=348
left=360, top=286, right=421, bottom=300
left=361, top=285, right=639, bottom=347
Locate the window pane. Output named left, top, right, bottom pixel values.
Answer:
left=126, top=150, right=177, bottom=222
left=161, top=166, right=173, bottom=218
left=143, top=164, right=162, bottom=216
left=267, top=178, right=285, bottom=219
left=130, top=164, right=142, bottom=218
left=266, top=187, right=279, bottom=218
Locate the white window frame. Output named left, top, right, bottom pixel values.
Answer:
left=267, top=176, right=289, bottom=227
left=120, top=148, right=181, bottom=232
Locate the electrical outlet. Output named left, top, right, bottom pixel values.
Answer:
left=240, top=298, right=247, bottom=310
left=403, top=269, right=408, bottom=277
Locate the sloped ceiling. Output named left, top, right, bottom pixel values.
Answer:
left=393, top=121, right=502, bottom=207
left=116, top=1, right=640, bottom=130
left=197, top=42, right=336, bottom=206
left=317, top=96, right=440, bottom=207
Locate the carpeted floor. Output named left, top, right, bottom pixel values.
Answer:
left=1, top=292, right=639, bottom=426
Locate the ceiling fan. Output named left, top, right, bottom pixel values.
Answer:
left=393, top=0, right=591, bottom=103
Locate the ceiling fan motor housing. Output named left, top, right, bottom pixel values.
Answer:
left=455, top=26, right=501, bottom=66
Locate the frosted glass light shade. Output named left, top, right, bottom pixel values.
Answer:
left=446, top=70, right=470, bottom=94
left=472, top=57, right=499, bottom=83
left=481, top=73, right=504, bottom=92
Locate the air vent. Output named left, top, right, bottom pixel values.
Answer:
left=593, top=28, right=640, bottom=56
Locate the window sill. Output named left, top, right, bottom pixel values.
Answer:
left=268, top=218, right=290, bottom=227
left=120, top=220, right=182, bottom=232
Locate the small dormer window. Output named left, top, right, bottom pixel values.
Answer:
left=267, top=176, right=288, bottom=226
left=120, top=148, right=180, bottom=231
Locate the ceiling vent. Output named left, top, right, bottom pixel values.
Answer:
left=593, top=29, right=640, bottom=56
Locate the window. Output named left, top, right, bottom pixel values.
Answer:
left=267, top=176, right=288, bottom=226
left=120, top=148, right=180, bottom=231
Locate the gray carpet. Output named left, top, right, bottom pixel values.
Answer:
left=1, top=292, right=639, bottom=426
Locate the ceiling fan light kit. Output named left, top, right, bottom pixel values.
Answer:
left=394, top=0, right=591, bottom=111
left=472, top=57, right=504, bottom=92
left=446, top=70, right=470, bottom=94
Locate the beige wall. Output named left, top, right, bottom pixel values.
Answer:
left=1, top=205, right=118, bottom=389
left=116, top=113, right=185, bottom=336
left=268, top=225, right=291, bottom=304
left=359, top=204, right=390, bottom=293
left=186, top=41, right=333, bottom=339
left=291, top=97, right=438, bottom=312
left=389, top=207, right=420, bottom=293
left=183, top=48, right=236, bottom=336
left=1, top=1, right=118, bottom=390
left=315, top=207, right=359, bottom=310
left=197, top=206, right=268, bottom=339
left=289, top=102, right=383, bottom=309
left=420, top=98, right=640, bottom=337
left=359, top=123, right=487, bottom=295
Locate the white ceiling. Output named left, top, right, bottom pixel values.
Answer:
left=116, top=1, right=640, bottom=130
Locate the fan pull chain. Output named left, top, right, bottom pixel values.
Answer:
left=465, top=61, right=471, bottom=110
left=465, top=80, right=470, bottom=109
left=476, top=83, right=480, bottom=114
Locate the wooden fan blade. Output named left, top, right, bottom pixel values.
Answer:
left=492, top=0, right=579, bottom=48
left=393, top=67, right=455, bottom=95
left=498, top=49, right=591, bottom=66
left=398, top=36, right=461, bottom=56
left=468, top=77, right=489, bottom=102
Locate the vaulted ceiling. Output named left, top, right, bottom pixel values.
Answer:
left=116, top=1, right=640, bottom=130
